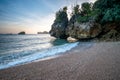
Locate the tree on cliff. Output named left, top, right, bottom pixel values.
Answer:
left=81, top=2, right=92, bottom=17
left=55, top=6, right=68, bottom=23
left=70, top=2, right=93, bottom=23
left=72, top=5, right=80, bottom=15
left=93, top=0, right=120, bottom=23
left=69, top=5, right=81, bottom=23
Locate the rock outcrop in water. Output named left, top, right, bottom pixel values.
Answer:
left=18, top=31, right=25, bottom=35
left=49, top=7, right=68, bottom=39
left=37, top=31, right=48, bottom=34
left=50, top=0, right=120, bottom=41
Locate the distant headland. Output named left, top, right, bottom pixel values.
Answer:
left=18, top=31, right=25, bottom=35
left=37, top=31, right=49, bottom=34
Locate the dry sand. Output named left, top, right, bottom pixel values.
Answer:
left=0, top=42, right=120, bottom=80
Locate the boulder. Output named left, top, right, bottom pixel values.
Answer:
left=67, top=37, right=78, bottom=42
left=66, top=21, right=102, bottom=39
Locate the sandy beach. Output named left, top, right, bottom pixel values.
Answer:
left=0, top=42, right=120, bottom=80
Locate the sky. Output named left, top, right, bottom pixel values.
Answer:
left=0, top=0, right=96, bottom=34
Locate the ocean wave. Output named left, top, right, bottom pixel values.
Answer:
left=0, top=42, right=79, bottom=70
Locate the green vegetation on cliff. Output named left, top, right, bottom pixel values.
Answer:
left=50, top=0, right=120, bottom=41
left=93, top=0, right=120, bottom=23
left=55, top=6, right=68, bottom=23
left=53, top=0, right=120, bottom=25
left=69, top=0, right=120, bottom=24
left=70, top=2, right=98, bottom=23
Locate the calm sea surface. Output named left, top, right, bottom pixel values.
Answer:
left=0, top=34, right=78, bottom=69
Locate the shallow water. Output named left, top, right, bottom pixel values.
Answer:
left=0, top=34, right=78, bottom=69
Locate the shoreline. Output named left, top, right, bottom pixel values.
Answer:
left=0, top=42, right=120, bottom=80
left=0, top=42, right=78, bottom=70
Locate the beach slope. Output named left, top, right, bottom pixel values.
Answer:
left=0, top=42, right=120, bottom=80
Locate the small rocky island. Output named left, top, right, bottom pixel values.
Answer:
left=50, top=0, right=120, bottom=42
left=37, top=31, right=49, bottom=34
left=18, top=31, right=25, bottom=35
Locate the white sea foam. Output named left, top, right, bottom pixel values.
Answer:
left=0, top=42, right=79, bottom=70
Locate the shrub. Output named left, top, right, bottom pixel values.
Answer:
left=55, top=7, right=68, bottom=23
left=102, top=5, right=120, bottom=23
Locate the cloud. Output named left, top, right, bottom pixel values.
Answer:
left=0, top=0, right=97, bottom=34
left=16, top=13, right=55, bottom=34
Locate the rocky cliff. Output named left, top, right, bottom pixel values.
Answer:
left=50, top=0, right=120, bottom=41
left=66, top=20, right=102, bottom=40
left=49, top=7, right=68, bottom=39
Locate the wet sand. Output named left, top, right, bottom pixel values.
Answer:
left=0, top=42, right=120, bottom=80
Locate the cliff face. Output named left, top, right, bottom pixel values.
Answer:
left=66, top=20, right=102, bottom=39
left=50, top=11, right=102, bottom=40
left=49, top=9, right=68, bottom=39
left=50, top=0, right=120, bottom=41
left=98, top=23, right=120, bottom=41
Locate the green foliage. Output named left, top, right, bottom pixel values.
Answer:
left=73, top=2, right=99, bottom=23
left=55, top=7, right=68, bottom=23
left=77, top=16, right=89, bottom=23
left=102, top=5, right=120, bottom=22
left=55, top=0, right=120, bottom=25
left=102, top=10, right=113, bottom=22
left=76, top=9, right=100, bottom=23
left=93, top=0, right=120, bottom=23
left=93, top=0, right=120, bottom=10
left=89, top=9, right=101, bottom=21
left=81, top=2, right=92, bottom=15
left=70, top=2, right=94, bottom=23
left=71, top=5, right=80, bottom=15
left=88, top=9, right=99, bottom=16
left=63, top=6, right=67, bottom=12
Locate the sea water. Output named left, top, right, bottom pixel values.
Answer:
left=0, top=34, right=78, bottom=69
